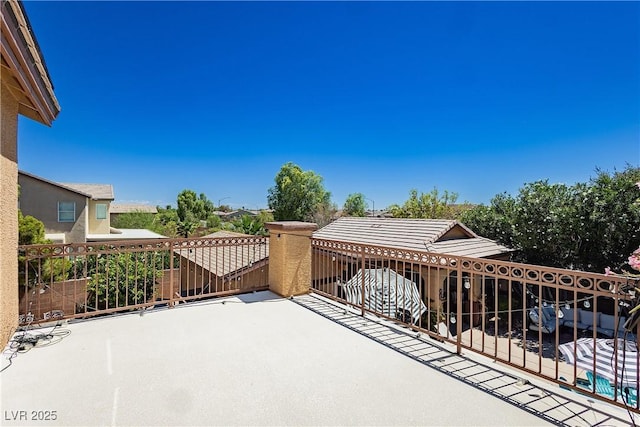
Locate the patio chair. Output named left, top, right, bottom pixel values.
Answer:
left=620, top=386, right=638, bottom=407
left=528, top=306, right=557, bottom=334
left=584, top=370, right=639, bottom=406
left=586, top=371, right=616, bottom=399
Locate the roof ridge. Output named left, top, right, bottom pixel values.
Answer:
left=429, top=220, right=478, bottom=243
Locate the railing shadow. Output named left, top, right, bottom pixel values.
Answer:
left=295, top=292, right=634, bottom=427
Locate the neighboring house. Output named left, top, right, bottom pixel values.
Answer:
left=110, top=203, right=158, bottom=223
left=312, top=217, right=513, bottom=318
left=18, top=171, right=165, bottom=243
left=176, top=231, right=269, bottom=297
left=313, top=217, right=512, bottom=259
left=337, top=209, right=393, bottom=219
left=1, top=0, right=61, bottom=348
left=213, top=209, right=257, bottom=221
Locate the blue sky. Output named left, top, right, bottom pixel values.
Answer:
left=18, top=1, right=640, bottom=210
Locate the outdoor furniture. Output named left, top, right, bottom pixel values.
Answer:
left=620, top=386, right=638, bottom=407
left=586, top=371, right=616, bottom=399
left=529, top=306, right=630, bottom=338
left=584, top=372, right=638, bottom=406
left=598, top=312, right=628, bottom=338
left=558, top=338, right=638, bottom=388
left=529, top=306, right=557, bottom=334
left=561, top=308, right=628, bottom=336
left=341, top=268, right=427, bottom=324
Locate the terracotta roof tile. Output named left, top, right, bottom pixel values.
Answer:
left=313, top=217, right=511, bottom=258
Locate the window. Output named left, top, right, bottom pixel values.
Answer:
left=96, top=203, right=107, bottom=220
left=58, top=202, right=75, bottom=222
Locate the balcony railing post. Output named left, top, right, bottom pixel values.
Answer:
left=361, top=246, right=366, bottom=317
left=456, top=262, right=462, bottom=354
left=169, top=241, right=175, bottom=308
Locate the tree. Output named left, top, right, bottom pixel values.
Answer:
left=154, top=205, right=180, bottom=237
left=460, top=165, right=640, bottom=272
left=18, top=211, right=47, bottom=245
left=311, top=199, right=338, bottom=228
left=176, top=220, right=198, bottom=238
left=18, top=211, right=70, bottom=286
left=388, top=188, right=459, bottom=219
left=343, top=193, right=367, bottom=217
left=111, top=211, right=155, bottom=230
left=176, top=190, right=214, bottom=221
left=175, top=190, right=215, bottom=237
left=460, top=193, right=516, bottom=249
left=155, top=190, right=217, bottom=238
left=228, top=210, right=274, bottom=236
left=510, top=180, right=581, bottom=268
left=82, top=251, right=164, bottom=311
left=19, top=211, right=47, bottom=287
left=229, top=214, right=269, bottom=236
left=267, top=162, right=332, bottom=222
left=206, top=213, right=222, bottom=230
left=575, top=166, right=640, bottom=272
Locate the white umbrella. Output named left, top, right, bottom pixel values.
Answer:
left=342, top=268, right=426, bottom=324
left=558, top=337, right=639, bottom=386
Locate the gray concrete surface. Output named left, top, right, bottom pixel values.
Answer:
left=0, top=291, right=636, bottom=426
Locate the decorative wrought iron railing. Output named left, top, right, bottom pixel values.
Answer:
left=18, top=236, right=268, bottom=323
left=311, top=237, right=640, bottom=412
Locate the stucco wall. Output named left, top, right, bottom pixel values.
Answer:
left=266, top=222, right=317, bottom=297
left=87, top=200, right=110, bottom=234
left=18, top=173, right=88, bottom=242
left=1, top=82, right=20, bottom=347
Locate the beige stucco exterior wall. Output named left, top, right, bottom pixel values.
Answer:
left=266, top=222, right=317, bottom=297
left=18, top=173, right=88, bottom=242
left=1, top=82, right=20, bottom=347
left=87, top=200, right=110, bottom=234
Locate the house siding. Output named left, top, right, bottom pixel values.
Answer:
left=0, top=82, right=20, bottom=348
left=18, top=173, right=88, bottom=242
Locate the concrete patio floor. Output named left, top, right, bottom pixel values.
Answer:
left=1, top=291, right=637, bottom=426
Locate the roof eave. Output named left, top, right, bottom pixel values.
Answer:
left=1, top=0, right=60, bottom=126
left=18, top=170, right=93, bottom=198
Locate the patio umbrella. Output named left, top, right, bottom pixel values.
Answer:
left=558, top=337, right=639, bottom=386
left=342, top=268, right=427, bottom=324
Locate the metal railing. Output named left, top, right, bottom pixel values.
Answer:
left=18, top=236, right=269, bottom=323
left=311, top=237, right=640, bottom=412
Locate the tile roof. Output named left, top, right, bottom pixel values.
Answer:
left=59, top=182, right=114, bottom=200
left=177, top=232, right=269, bottom=277
left=428, top=237, right=513, bottom=258
left=313, top=217, right=512, bottom=258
